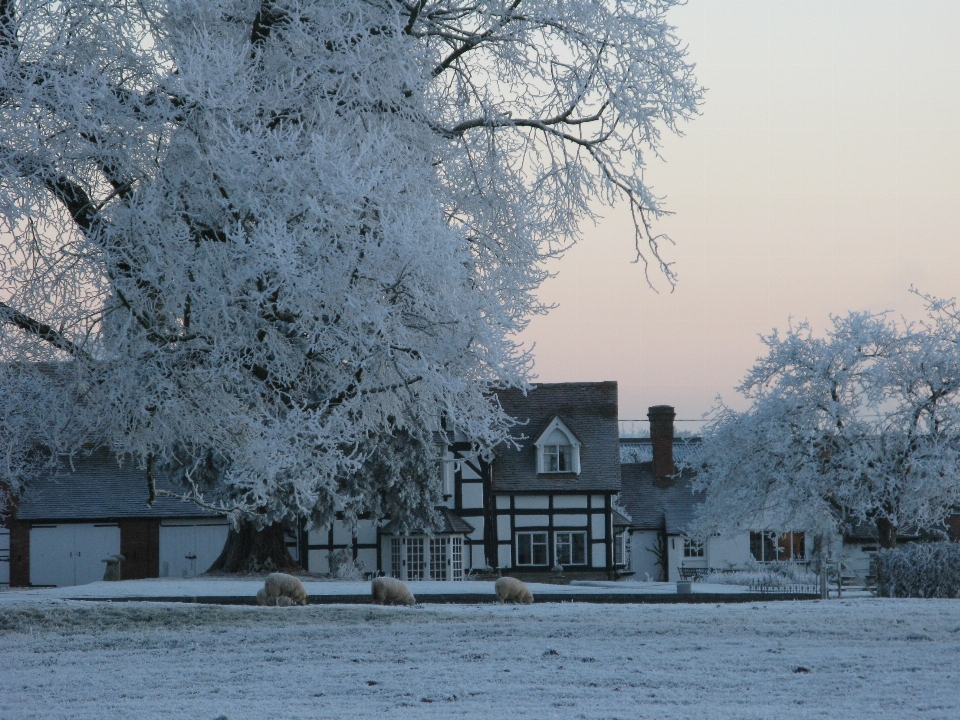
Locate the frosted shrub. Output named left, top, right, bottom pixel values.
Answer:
left=875, top=543, right=960, bottom=598
left=705, top=563, right=818, bottom=587
left=329, top=549, right=364, bottom=581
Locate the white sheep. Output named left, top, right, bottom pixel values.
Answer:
left=371, top=576, right=416, bottom=606
left=495, top=576, right=533, bottom=604
left=261, top=572, right=309, bottom=606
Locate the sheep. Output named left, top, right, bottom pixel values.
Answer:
left=495, top=576, right=534, bottom=604
left=260, top=572, right=309, bottom=606
left=371, top=576, right=416, bottom=606
left=256, top=588, right=270, bottom=606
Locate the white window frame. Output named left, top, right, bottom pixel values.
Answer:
left=406, top=537, right=425, bottom=580
left=750, top=531, right=806, bottom=563
left=516, top=531, right=549, bottom=566
left=391, top=535, right=467, bottom=581
left=390, top=537, right=402, bottom=579
left=429, top=537, right=448, bottom=581
left=450, top=536, right=463, bottom=581
left=554, top=531, right=587, bottom=566
left=534, top=417, right=582, bottom=475
left=613, top=529, right=627, bottom=566
left=683, top=538, right=705, bottom=558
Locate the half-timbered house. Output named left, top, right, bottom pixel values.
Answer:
left=306, top=381, right=628, bottom=580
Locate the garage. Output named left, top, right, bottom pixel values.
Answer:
left=159, top=520, right=230, bottom=578
left=29, top=523, right=121, bottom=587
left=7, top=449, right=230, bottom=588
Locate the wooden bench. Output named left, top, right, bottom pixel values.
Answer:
left=678, top=567, right=710, bottom=581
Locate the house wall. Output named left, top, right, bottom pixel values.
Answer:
left=493, top=493, right=614, bottom=573
left=304, top=445, right=492, bottom=578
left=707, top=533, right=753, bottom=570
left=451, top=448, right=488, bottom=570
left=306, top=517, right=380, bottom=576
left=840, top=541, right=879, bottom=583
left=628, top=531, right=756, bottom=582
left=629, top=530, right=663, bottom=581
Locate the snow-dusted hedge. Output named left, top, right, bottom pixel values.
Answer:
left=875, top=543, right=960, bottom=598
left=704, top=562, right=818, bottom=587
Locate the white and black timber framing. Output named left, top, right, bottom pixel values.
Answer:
left=301, top=382, right=626, bottom=579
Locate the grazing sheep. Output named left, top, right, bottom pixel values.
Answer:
left=256, top=588, right=270, bottom=606
left=262, top=572, right=309, bottom=606
left=495, top=576, right=533, bottom=604
left=371, top=576, right=416, bottom=606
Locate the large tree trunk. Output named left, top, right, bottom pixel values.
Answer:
left=207, top=520, right=301, bottom=574
left=876, top=517, right=898, bottom=549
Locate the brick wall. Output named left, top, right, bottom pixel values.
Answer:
left=946, top=514, right=960, bottom=544
left=8, top=520, right=30, bottom=587
left=120, top=519, right=160, bottom=579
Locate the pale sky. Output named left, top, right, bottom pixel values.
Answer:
left=523, top=0, right=960, bottom=430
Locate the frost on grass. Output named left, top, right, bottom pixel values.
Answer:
left=3, top=600, right=960, bottom=719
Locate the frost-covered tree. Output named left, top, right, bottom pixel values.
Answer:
left=0, top=0, right=701, bottom=552
left=691, top=301, right=960, bottom=549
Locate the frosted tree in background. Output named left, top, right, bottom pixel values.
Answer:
left=0, top=0, right=701, bottom=555
left=690, top=300, right=960, bottom=549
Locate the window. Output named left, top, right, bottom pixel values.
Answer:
left=438, top=447, right=455, bottom=498
left=429, top=537, right=448, bottom=580
left=613, top=529, right=627, bottom=566
left=516, top=532, right=548, bottom=566
left=555, top=531, right=587, bottom=566
left=535, top=419, right=581, bottom=475
left=451, top=536, right=463, bottom=581
left=406, top=537, right=425, bottom=580
left=750, top=531, right=805, bottom=562
left=543, top=443, right=573, bottom=472
left=683, top=539, right=704, bottom=558
left=390, top=538, right=402, bottom=578
left=392, top=535, right=466, bottom=581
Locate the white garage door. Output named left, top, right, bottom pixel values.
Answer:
left=159, top=521, right=229, bottom=578
left=30, top=524, right=121, bottom=587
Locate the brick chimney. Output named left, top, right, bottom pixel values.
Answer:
left=648, top=405, right=676, bottom=487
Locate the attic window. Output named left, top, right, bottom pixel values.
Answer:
left=535, top=418, right=581, bottom=475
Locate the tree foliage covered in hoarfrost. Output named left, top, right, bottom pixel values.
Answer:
left=875, top=542, right=960, bottom=598
left=0, top=0, right=701, bottom=524
left=690, top=297, right=960, bottom=549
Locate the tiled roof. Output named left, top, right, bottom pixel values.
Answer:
left=618, top=462, right=702, bottom=534
left=619, top=437, right=703, bottom=465
left=492, top=382, right=621, bottom=493
left=611, top=508, right=632, bottom=527
left=380, top=506, right=475, bottom=536
left=15, top=449, right=224, bottom=521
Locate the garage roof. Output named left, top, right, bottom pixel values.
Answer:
left=14, top=450, right=224, bottom=521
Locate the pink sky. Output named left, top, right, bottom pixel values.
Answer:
left=523, top=0, right=960, bottom=430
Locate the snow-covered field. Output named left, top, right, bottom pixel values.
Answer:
left=1, top=595, right=958, bottom=719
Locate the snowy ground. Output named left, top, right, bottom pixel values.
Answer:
left=1, top=594, right=958, bottom=719
left=0, top=577, right=759, bottom=603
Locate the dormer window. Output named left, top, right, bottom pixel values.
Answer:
left=535, top=417, right=581, bottom=475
